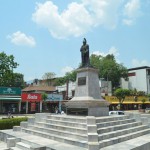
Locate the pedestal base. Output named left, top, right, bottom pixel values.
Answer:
left=66, top=100, right=109, bottom=117
left=65, top=67, right=110, bottom=117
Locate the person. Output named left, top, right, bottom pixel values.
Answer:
left=61, top=110, right=65, bottom=114
left=8, top=111, right=11, bottom=118
left=55, top=106, right=58, bottom=114
left=80, top=38, right=90, bottom=67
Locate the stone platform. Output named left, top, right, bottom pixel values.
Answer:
left=1, top=113, right=150, bottom=150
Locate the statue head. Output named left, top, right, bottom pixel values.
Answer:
left=83, top=38, right=86, bottom=45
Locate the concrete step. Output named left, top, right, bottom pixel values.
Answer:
left=45, top=118, right=87, bottom=128
left=100, top=133, right=150, bottom=150
left=16, top=142, right=30, bottom=150
left=96, top=115, right=130, bottom=123
left=0, top=141, right=8, bottom=149
left=21, top=128, right=88, bottom=148
left=35, top=122, right=87, bottom=134
left=19, top=139, right=42, bottom=148
left=99, top=128, right=150, bottom=149
left=27, top=124, right=87, bottom=140
left=98, top=124, right=148, bottom=141
left=10, top=147, right=22, bottom=150
left=0, top=129, right=87, bottom=150
left=97, top=118, right=135, bottom=128
left=47, top=115, right=86, bottom=123
left=97, top=121, right=142, bottom=134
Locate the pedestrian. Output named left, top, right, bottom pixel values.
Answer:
left=8, top=111, right=11, bottom=118
left=55, top=106, right=58, bottom=114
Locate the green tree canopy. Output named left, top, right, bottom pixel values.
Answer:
left=41, top=92, right=48, bottom=112
left=0, top=52, right=21, bottom=87
left=90, top=54, right=128, bottom=89
left=114, top=88, right=130, bottom=104
left=64, top=70, right=77, bottom=82
left=41, top=92, right=48, bottom=102
left=42, top=72, right=56, bottom=86
left=13, top=73, right=24, bottom=88
left=42, top=72, right=56, bottom=80
left=54, top=70, right=77, bottom=86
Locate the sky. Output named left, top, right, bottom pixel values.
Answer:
left=0, top=0, right=150, bottom=81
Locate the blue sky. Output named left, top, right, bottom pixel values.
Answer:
left=0, top=0, right=150, bottom=81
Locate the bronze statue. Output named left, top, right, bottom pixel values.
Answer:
left=80, top=38, right=90, bottom=67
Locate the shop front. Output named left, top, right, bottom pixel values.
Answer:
left=21, top=93, right=42, bottom=114
left=0, top=87, right=21, bottom=114
left=46, top=93, right=63, bottom=113
left=109, top=101, right=150, bottom=111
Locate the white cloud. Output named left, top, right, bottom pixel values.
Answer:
left=60, top=66, right=74, bottom=76
left=123, top=0, right=142, bottom=25
left=32, top=1, right=93, bottom=39
left=32, top=0, right=129, bottom=39
left=92, top=46, right=119, bottom=57
left=132, top=59, right=150, bottom=67
left=7, top=31, right=36, bottom=47
left=82, top=0, right=121, bottom=29
left=32, top=0, right=143, bottom=38
left=122, top=19, right=133, bottom=26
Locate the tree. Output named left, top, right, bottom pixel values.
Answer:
left=141, top=99, right=146, bottom=109
left=0, top=52, right=19, bottom=87
left=41, top=92, right=48, bottom=112
left=12, top=73, right=24, bottom=88
left=90, top=54, right=128, bottom=89
left=147, top=94, right=150, bottom=101
left=54, top=70, right=77, bottom=86
left=90, top=54, right=102, bottom=73
left=64, top=70, right=77, bottom=82
left=54, top=77, right=66, bottom=86
left=42, top=72, right=56, bottom=80
left=114, top=88, right=130, bottom=110
left=42, top=72, right=56, bottom=86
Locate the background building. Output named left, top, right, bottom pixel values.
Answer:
left=121, top=66, right=150, bottom=94
left=22, top=86, right=62, bottom=113
left=0, top=87, right=21, bottom=114
left=56, top=80, right=112, bottom=99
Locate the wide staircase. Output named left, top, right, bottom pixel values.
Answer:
left=22, top=114, right=88, bottom=148
left=1, top=113, right=150, bottom=150
left=96, top=115, right=150, bottom=149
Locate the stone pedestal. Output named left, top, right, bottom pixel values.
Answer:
left=66, top=67, right=109, bottom=117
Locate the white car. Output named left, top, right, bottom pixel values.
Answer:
left=109, top=111, right=125, bottom=115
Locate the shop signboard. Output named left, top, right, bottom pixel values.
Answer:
left=46, top=94, right=63, bottom=101
left=21, top=93, right=42, bottom=102
left=0, top=87, right=21, bottom=95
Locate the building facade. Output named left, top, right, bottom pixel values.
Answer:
left=121, top=66, right=150, bottom=94
left=56, top=80, right=112, bottom=99
left=21, top=86, right=63, bottom=113
left=0, top=87, right=21, bottom=114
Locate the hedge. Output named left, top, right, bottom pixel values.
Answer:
left=0, top=117, right=28, bottom=130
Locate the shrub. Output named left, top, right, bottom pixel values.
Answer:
left=0, top=117, right=28, bottom=130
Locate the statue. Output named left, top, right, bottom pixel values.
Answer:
left=80, top=38, right=90, bottom=67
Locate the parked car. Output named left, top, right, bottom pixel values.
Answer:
left=109, top=111, right=125, bottom=115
